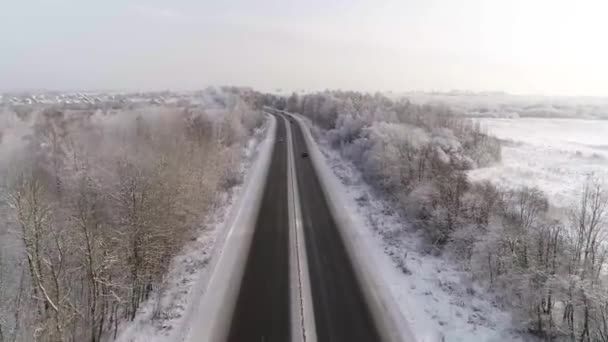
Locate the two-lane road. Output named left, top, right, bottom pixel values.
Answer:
left=226, top=113, right=380, bottom=342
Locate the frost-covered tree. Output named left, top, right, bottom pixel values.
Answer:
left=0, top=90, right=264, bottom=341
left=279, top=90, right=608, bottom=341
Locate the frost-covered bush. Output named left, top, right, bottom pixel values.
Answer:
left=284, top=91, right=500, bottom=245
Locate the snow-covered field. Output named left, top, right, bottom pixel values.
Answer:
left=400, top=92, right=608, bottom=119
left=469, top=118, right=608, bottom=208
left=309, top=127, right=526, bottom=342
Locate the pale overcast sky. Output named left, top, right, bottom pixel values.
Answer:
left=1, top=0, right=607, bottom=95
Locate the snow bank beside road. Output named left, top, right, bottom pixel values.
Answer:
left=300, top=118, right=527, bottom=342
left=116, top=115, right=275, bottom=342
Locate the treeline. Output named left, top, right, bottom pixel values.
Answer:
left=275, top=91, right=608, bottom=341
left=0, top=90, right=264, bottom=341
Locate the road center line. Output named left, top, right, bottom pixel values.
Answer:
left=285, top=114, right=317, bottom=342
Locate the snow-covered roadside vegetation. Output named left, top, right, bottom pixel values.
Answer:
left=307, top=124, right=523, bottom=341
left=272, top=91, right=608, bottom=341
left=116, top=115, right=269, bottom=342
left=0, top=89, right=264, bottom=342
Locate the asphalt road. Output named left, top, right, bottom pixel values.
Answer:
left=227, top=113, right=380, bottom=342
left=227, top=115, right=291, bottom=342
left=290, top=118, right=382, bottom=342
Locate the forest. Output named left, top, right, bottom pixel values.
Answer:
left=0, top=89, right=264, bottom=341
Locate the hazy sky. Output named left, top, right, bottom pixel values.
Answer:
left=1, top=0, right=607, bottom=96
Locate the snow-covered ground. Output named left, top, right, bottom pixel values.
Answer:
left=308, top=126, right=527, bottom=342
left=469, top=118, right=608, bottom=208
left=115, top=121, right=271, bottom=342
left=400, top=92, right=608, bottom=119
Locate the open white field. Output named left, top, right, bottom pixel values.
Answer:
left=468, top=118, right=608, bottom=208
